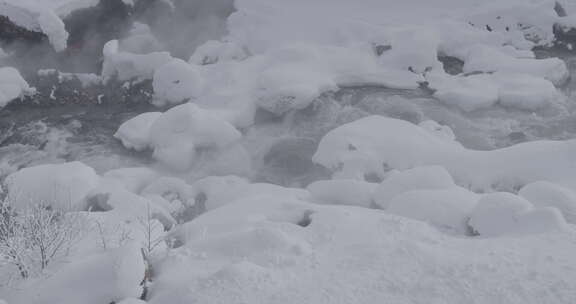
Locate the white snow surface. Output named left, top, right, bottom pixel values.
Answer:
left=22, top=244, right=145, bottom=304
left=5, top=161, right=100, bottom=211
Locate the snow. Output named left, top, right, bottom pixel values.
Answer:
left=101, top=167, right=159, bottom=194
left=114, top=112, right=162, bottom=151
left=307, top=179, right=377, bottom=208
left=314, top=115, right=576, bottom=191
left=152, top=59, right=204, bottom=106
left=461, top=45, right=569, bottom=85
left=372, top=166, right=456, bottom=209
left=520, top=181, right=576, bottom=224
left=102, top=40, right=173, bottom=82
left=87, top=181, right=175, bottom=229
left=387, top=187, right=479, bottom=234
left=428, top=71, right=562, bottom=112
left=151, top=194, right=576, bottom=304
left=468, top=192, right=568, bottom=237
left=0, top=0, right=70, bottom=51
left=5, top=0, right=576, bottom=302
left=24, top=244, right=145, bottom=304
left=148, top=103, right=242, bottom=170
left=0, top=67, right=33, bottom=108
left=189, top=40, right=248, bottom=65
left=5, top=161, right=100, bottom=211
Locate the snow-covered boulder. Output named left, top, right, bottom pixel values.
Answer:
left=314, top=115, right=576, bottom=191
left=0, top=67, right=33, bottom=108
left=495, top=72, right=561, bottom=111
left=372, top=166, right=456, bottom=209
left=462, top=45, right=569, bottom=85
left=307, top=179, right=377, bottom=208
left=519, top=181, right=576, bottom=223
left=102, top=40, right=173, bottom=82
left=189, top=40, right=248, bottom=65
left=428, top=71, right=562, bottom=112
left=101, top=167, right=159, bottom=193
left=148, top=103, right=241, bottom=170
left=312, top=116, right=463, bottom=181
left=468, top=192, right=568, bottom=237
left=418, top=120, right=456, bottom=142
left=191, top=176, right=310, bottom=213
left=114, top=112, right=162, bottom=151
left=87, top=182, right=175, bottom=229
left=5, top=161, right=100, bottom=211
left=152, top=59, right=204, bottom=106
left=29, top=244, right=145, bottom=304
left=117, top=299, right=147, bottom=304
left=0, top=1, right=69, bottom=51
left=387, top=187, right=479, bottom=234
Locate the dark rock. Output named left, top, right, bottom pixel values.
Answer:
left=438, top=55, right=464, bottom=75
left=0, top=15, right=47, bottom=45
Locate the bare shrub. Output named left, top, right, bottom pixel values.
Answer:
left=0, top=199, right=85, bottom=282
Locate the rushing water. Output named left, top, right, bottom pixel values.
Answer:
left=1, top=50, right=576, bottom=186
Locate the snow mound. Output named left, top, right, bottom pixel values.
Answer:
left=102, top=40, right=173, bottom=82
left=152, top=194, right=576, bottom=304
left=468, top=192, right=568, bottom=237
left=387, top=187, right=479, bottom=234
left=152, top=59, right=204, bottom=106
left=372, top=166, right=456, bottom=209
left=520, top=181, right=576, bottom=224
left=307, top=179, right=377, bottom=208
left=28, top=244, right=145, bottom=304
left=0, top=67, right=33, bottom=108
left=114, top=112, right=162, bottom=151
left=5, top=161, right=100, bottom=211
left=191, top=176, right=310, bottom=212
left=101, top=167, right=158, bottom=193
left=314, top=116, right=576, bottom=191
left=189, top=40, right=248, bottom=65
left=462, top=46, right=568, bottom=85
left=429, top=71, right=562, bottom=112
left=148, top=103, right=242, bottom=170
left=87, top=181, right=175, bottom=229
left=312, top=116, right=463, bottom=181
left=0, top=1, right=69, bottom=51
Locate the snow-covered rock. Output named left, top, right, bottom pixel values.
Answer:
left=101, top=167, right=159, bottom=194
left=314, top=116, right=576, bottom=191
left=114, top=112, right=162, bottom=151
left=307, top=179, right=377, bottom=208
left=313, top=116, right=463, bottom=181
left=520, top=181, right=576, bottom=224
left=5, top=161, right=100, bottom=211
left=462, top=45, right=568, bottom=85
left=372, top=166, right=456, bottom=209
left=28, top=244, right=145, bottom=304
left=189, top=40, right=248, bottom=65
left=152, top=59, right=204, bottom=106
left=148, top=103, right=241, bottom=170
left=87, top=182, right=175, bottom=229
left=102, top=40, right=173, bottom=82
left=191, top=176, right=310, bottom=212
left=428, top=71, right=562, bottom=112
left=387, top=187, right=479, bottom=234
left=0, top=67, right=33, bottom=108
left=468, top=192, right=568, bottom=237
